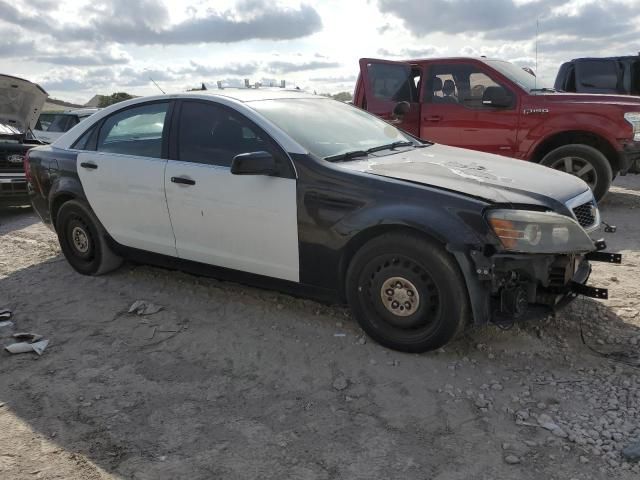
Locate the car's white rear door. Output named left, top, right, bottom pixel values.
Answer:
left=164, top=100, right=299, bottom=282
left=76, top=101, right=177, bottom=257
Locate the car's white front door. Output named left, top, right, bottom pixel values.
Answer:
left=164, top=100, right=299, bottom=282
left=76, top=101, right=177, bottom=257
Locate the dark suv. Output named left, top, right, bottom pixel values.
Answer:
left=0, top=74, right=47, bottom=206
left=555, top=55, right=640, bottom=96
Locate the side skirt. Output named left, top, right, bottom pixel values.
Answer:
left=105, top=236, right=341, bottom=305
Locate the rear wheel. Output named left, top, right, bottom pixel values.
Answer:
left=540, top=144, right=612, bottom=201
left=346, top=233, right=470, bottom=353
left=56, top=200, right=122, bottom=275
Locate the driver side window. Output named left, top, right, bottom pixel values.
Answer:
left=424, top=64, right=512, bottom=110
left=177, top=101, right=290, bottom=174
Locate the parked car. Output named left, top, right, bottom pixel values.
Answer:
left=555, top=55, right=639, bottom=96
left=0, top=74, right=47, bottom=206
left=26, top=90, right=619, bottom=352
left=353, top=57, right=640, bottom=201
left=33, top=108, right=100, bottom=144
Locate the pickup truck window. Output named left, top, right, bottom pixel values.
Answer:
left=425, top=64, right=510, bottom=109
left=366, top=63, right=417, bottom=103
left=483, top=60, right=539, bottom=92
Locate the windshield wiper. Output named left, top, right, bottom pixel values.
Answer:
left=324, top=150, right=369, bottom=162
left=324, top=141, right=417, bottom=163
left=530, top=87, right=557, bottom=93
left=365, top=140, right=415, bottom=153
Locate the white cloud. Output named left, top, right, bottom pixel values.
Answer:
left=2, top=0, right=638, bottom=103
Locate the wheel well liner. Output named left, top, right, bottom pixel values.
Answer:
left=532, top=131, right=619, bottom=172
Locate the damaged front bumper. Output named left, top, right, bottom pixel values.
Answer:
left=459, top=239, right=621, bottom=325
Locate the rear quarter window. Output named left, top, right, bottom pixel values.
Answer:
left=576, top=60, right=619, bottom=92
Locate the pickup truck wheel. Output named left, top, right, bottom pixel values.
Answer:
left=346, top=233, right=470, bottom=353
left=57, top=200, right=122, bottom=276
left=540, top=144, right=612, bottom=201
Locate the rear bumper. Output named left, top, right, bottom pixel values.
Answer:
left=0, top=174, right=29, bottom=205
left=619, top=141, right=640, bottom=174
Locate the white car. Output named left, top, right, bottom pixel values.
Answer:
left=33, top=108, right=100, bottom=144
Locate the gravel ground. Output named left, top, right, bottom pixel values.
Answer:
left=0, top=176, right=639, bottom=480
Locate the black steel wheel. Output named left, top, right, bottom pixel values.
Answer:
left=346, top=232, right=470, bottom=353
left=56, top=199, right=122, bottom=275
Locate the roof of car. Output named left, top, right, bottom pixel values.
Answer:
left=41, top=108, right=100, bottom=116
left=185, top=88, right=320, bottom=103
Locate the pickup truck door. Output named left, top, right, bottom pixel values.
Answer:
left=421, top=61, right=519, bottom=157
left=358, top=59, right=421, bottom=136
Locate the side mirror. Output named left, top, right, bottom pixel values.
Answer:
left=393, top=101, right=411, bottom=117
left=230, top=151, right=277, bottom=176
left=482, top=86, right=513, bottom=108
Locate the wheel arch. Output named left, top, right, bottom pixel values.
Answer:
left=338, top=223, right=490, bottom=326
left=50, top=192, right=78, bottom=230
left=531, top=130, right=619, bottom=173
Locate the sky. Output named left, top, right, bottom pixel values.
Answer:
left=1, top=0, right=639, bottom=104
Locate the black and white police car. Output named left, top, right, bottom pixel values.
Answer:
left=25, top=89, right=620, bottom=352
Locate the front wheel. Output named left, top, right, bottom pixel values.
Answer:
left=346, top=233, right=470, bottom=353
left=57, top=199, right=122, bottom=275
left=540, top=144, right=612, bottom=202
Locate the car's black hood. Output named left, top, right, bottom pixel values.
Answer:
left=340, top=144, right=591, bottom=207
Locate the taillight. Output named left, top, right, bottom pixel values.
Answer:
left=23, top=149, right=32, bottom=183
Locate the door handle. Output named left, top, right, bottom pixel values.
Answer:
left=425, top=115, right=443, bottom=122
left=80, top=162, right=98, bottom=170
left=171, top=176, right=196, bottom=186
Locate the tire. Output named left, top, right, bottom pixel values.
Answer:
left=345, top=233, right=470, bottom=353
left=56, top=199, right=122, bottom=275
left=540, top=144, right=612, bottom=202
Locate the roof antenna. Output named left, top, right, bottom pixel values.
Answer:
left=149, top=76, right=165, bottom=94
left=535, top=17, right=539, bottom=89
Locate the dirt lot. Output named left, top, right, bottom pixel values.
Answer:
left=1, top=177, right=639, bottom=480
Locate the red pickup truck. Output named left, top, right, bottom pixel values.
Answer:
left=353, top=57, right=640, bottom=200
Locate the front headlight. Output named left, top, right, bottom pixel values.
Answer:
left=624, top=112, right=640, bottom=141
left=486, top=209, right=595, bottom=254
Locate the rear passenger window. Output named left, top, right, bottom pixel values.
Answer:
left=177, top=101, right=280, bottom=168
left=576, top=60, right=618, bottom=91
left=97, top=102, right=168, bottom=158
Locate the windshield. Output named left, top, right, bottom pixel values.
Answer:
left=484, top=60, right=550, bottom=92
left=249, top=98, right=415, bottom=159
left=35, top=113, right=77, bottom=132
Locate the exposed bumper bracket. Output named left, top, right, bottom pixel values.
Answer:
left=586, top=251, right=622, bottom=264
left=570, top=281, right=608, bottom=299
